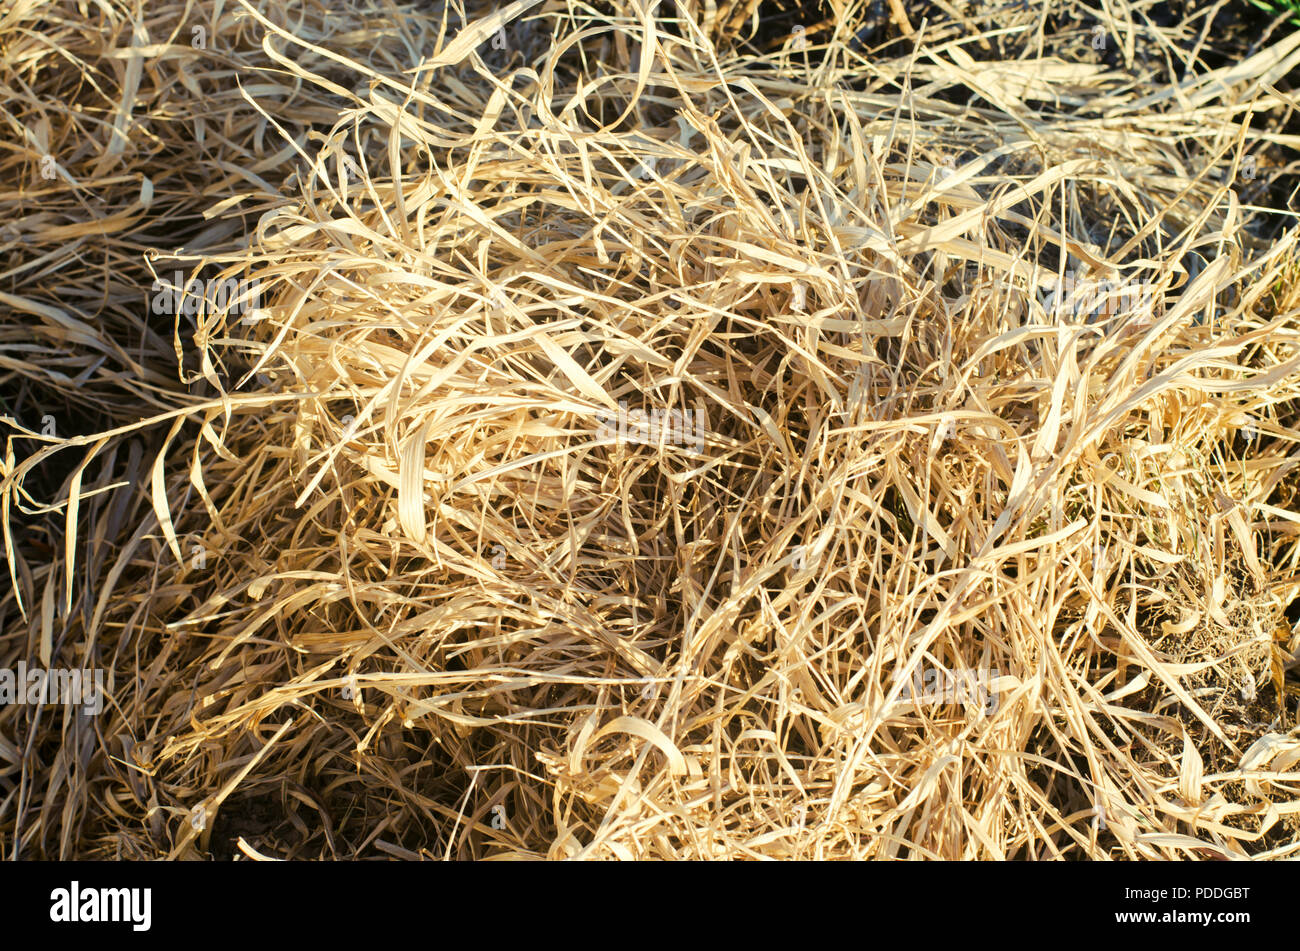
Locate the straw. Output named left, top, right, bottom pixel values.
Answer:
left=2, top=0, right=1299, bottom=859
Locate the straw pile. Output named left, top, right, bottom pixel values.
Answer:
left=3, top=0, right=1300, bottom=859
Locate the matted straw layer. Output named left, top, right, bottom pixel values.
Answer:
left=3, top=0, right=1300, bottom=859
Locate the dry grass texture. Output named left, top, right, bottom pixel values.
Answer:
left=4, top=0, right=1300, bottom=859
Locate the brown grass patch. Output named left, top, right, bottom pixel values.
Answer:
left=3, top=0, right=1300, bottom=859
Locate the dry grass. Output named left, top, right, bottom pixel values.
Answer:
left=3, top=0, right=1300, bottom=859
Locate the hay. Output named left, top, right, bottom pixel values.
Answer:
left=3, top=0, right=1300, bottom=859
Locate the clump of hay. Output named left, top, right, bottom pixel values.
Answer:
left=3, top=0, right=1300, bottom=859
